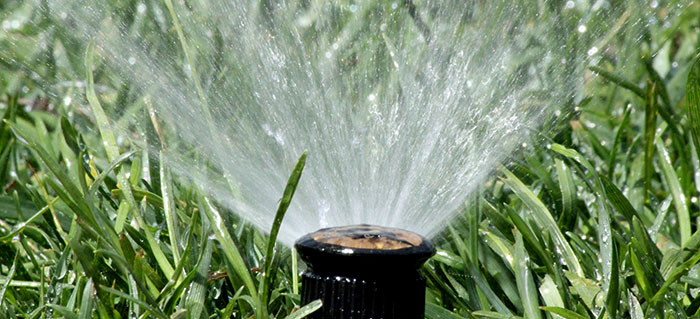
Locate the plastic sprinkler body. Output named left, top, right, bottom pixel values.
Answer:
left=294, top=224, right=435, bottom=319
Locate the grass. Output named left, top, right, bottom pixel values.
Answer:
left=1, top=0, right=700, bottom=318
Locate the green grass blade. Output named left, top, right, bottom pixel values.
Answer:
left=291, top=249, right=299, bottom=295
left=513, top=232, right=542, bottom=319
left=0, top=197, right=58, bottom=242
left=644, top=81, right=658, bottom=204
left=467, top=262, right=512, bottom=315
left=86, top=150, right=136, bottom=197
left=650, top=250, right=700, bottom=306
left=550, top=144, right=614, bottom=299
left=47, top=305, right=79, bottom=319
left=79, top=278, right=94, bottom=319
left=0, top=251, right=19, bottom=309
left=199, top=196, right=258, bottom=303
left=688, top=57, right=700, bottom=167
left=629, top=248, right=653, bottom=302
left=505, top=209, right=552, bottom=274
left=160, top=151, right=181, bottom=265
left=554, top=159, right=576, bottom=229
left=85, top=40, right=139, bottom=232
left=628, top=293, right=643, bottom=319
left=97, top=285, right=168, bottom=319
left=540, top=307, right=587, bottom=319
left=5, top=120, right=92, bottom=222
left=600, top=175, right=639, bottom=223
left=261, top=151, right=307, bottom=309
left=501, top=167, right=583, bottom=277
left=185, top=232, right=212, bottom=319
left=283, top=300, right=322, bottom=319
left=604, top=242, right=619, bottom=318
left=86, top=40, right=175, bottom=278
left=607, top=104, right=631, bottom=180
left=656, top=138, right=690, bottom=246
left=425, top=302, right=471, bottom=319
left=589, top=66, right=644, bottom=97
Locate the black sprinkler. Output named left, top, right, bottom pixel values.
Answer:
left=295, top=224, right=435, bottom=319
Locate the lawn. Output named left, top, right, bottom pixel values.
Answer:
left=1, top=1, right=700, bottom=318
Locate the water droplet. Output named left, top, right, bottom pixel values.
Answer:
left=349, top=4, right=357, bottom=13
left=63, top=96, right=72, bottom=106
left=318, top=200, right=330, bottom=228
left=128, top=57, right=136, bottom=65
left=137, top=3, right=147, bottom=13
left=577, top=25, right=587, bottom=33
left=391, top=2, right=398, bottom=9
left=564, top=1, right=575, bottom=9
left=274, top=131, right=285, bottom=145
left=368, top=94, right=376, bottom=102
left=587, top=46, right=599, bottom=56
left=325, top=51, right=332, bottom=59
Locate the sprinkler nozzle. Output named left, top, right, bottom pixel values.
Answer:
left=295, top=224, right=435, bottom=319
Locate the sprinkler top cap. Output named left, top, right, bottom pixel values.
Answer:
left=295, top=224, right=435, bottom=278
left=312, top=224, right=423, bottom=249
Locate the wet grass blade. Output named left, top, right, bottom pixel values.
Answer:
left=86, top=41, right=174, bottom=278
left=540, top=307, right=587, bottom=319
left=425, top=302, right=471, bottom=319
left=643, top=81, right=657, bottom=204
left=0, top=252, right=18, bottom=309
left=688, top=57, right=700, bottom=176
left=160, top=151, right=181, bottom=265
left=589, top=66, right=644, bottom=97
left=513, top=232, right=541, bottom=319
left=185, top=230, right=212, bottom=319
left=650, top=250, right=700, bottom=306
left=555, top=159, right=576, bottom=229
left=85, top=40, right=136, bottom=231
left=550, top=143, right=614, bottom=307
left=0, top=198, right=58, bottom=242
left=656, top=138, right=690, bottom=246
left=5, top=120, right=101, bottom=234
left=283, top=300, right=322, bottom=319
left=199, top=196, right=259, bottom=306
left=607, top=104, right=631, bottom=180
left=501, top=167, right=583, bottom=277
left=97, top=285, right=168, bottom=319
left=600, top=175, right=638, bottom=223
left=628, top=293, right=643, bottom=319
left=604, top=242, right=619, bottom=318
left=261, top=151, right=307, bottom=310
left=629, top=247, right=653, bottom=302
left=86, top=150, right=136, bottom=197
left=79, top=278, right=94, bottom=319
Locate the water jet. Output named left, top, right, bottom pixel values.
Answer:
left=295, top=224, right=435, bottom=318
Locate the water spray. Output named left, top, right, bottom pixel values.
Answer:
left=295, top=225, right=435, bottom=318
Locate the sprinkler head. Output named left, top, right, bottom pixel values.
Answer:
left=295, top=224, right=435, bottom=319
